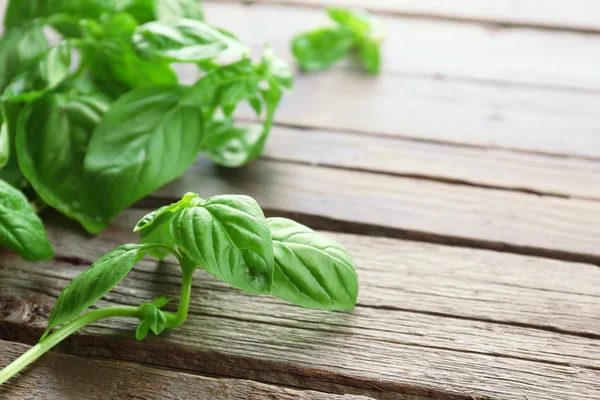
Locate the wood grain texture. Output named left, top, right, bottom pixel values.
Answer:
left=1, top=212, right=599, bottom=399
left=150, top=158, right=600, bottom=264
left=239, top=70, right=600, bottom=159
left=263, top=125, right=600, bottom=200
left=206, top=1, right=600, bottom=90
left=0, top=340, right=370, bottom=400
left=237, top=0, right=600, bottom=32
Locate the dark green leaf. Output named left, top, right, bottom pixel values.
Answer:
left=0, top=179, right=53, bottom=261
left=84, top=85, right=204, bottom=223
left=171, top=195, right=274, bottom=294
left=0, top=24, right=49, bottom=93
left=1, top=41, right=73, bottom=103
left=291, top=27, right=354, bottom=72
left=41, top=244, right=153, bottom=340
left=154, top=0, right=204, bottom=21
left=266, top=217, right=358, bottom=311
left=83, top=14, right=177, bottom=89
left=134, top=18, right=246, bottom=63
left=16, top=93, right=108, bottom=233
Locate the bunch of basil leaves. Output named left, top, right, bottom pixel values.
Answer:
left=0, top=0, right=292, bottom=261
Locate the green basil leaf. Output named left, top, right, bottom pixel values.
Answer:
left=0, top=24, right=49, bottom=93
left=136, top=299, right=168, bottom=340
left=357, top=38, right=381, bottom=75
left=16, top=93, right=108, bottom=233
left=202, top=86, right=281, bottom=167
left=327, top=8, right=383, bottom=74
left=0, top=179, right=54, bottom=261
left=134, top=192, right=199, bottom=232
left=291, top=27, right=354, bottom=72
left=1, top=41, right=73, bottom=103
left=259, top=46, right=294, bottom=90
left=0, top=122, right=8, bottom=171
left=186, top=58, right=258, bottom=107
left=84, top=85, right=204, bottom=223
left=41, top=243, right=154, bottom=340
left=0, top=104, right=26, bottom=189
left=154, top=0, right=204, bottom=21
left=327, top=8, right=379, bottom=39
left=4, top=0, right=110, bottom=32
left=266, top=217, right=358, bottom=311
left=83, top=14, right=178, bottom=89
left=134, top=18, right=246, bottom=63
left=171, top=195, right=274, bottom=294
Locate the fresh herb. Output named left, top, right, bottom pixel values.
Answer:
left=0, top=193, right=359, bottom=384
left=292, top=8, right=383, bottom=74
left=0, top=0, right=292, bottom=260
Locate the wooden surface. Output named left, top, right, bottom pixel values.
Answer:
left=1, top=0, right=600, bottom=399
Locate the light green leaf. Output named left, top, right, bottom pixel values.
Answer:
left=171, top=195, right=274, bottom=294
left=134, top=18, right=245, bottom=62
left=202, top=86, right=282, bottom=168
left=266, top=217, right=358, bottom=311
left=291, top=27, right=354, bottom=72
left=185, top=58, right=258, bottom=107
left=0, top=179, right=54, bottom=261
left=135, top=299, right=169, bottom=340
left=154, top=0, right=204, bottom=21
left=134, top=192, right=199, bottom=232
left=259, top=46, right=294, bottom=90
left=0, top=104, right=26, bottom=188
left=357, top=38, right=380, bottom=75
left=16, top=93, right=108, bottom=233
left=1, top=41, right=73, bottom=103
left=41, top=244, right=154, bottom=340
left=84, top=85, right=204, bottom=224
left=0, top=122, right=8, bottom=171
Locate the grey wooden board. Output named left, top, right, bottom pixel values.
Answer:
left=262, top=125, right=600, bottom=200
left=0, top=340, right=371, bottom=400
left=237, top=0, right=600, bottom=32
left=1, top=211, right=599, bottom=399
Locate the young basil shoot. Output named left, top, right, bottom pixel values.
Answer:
left=0, top=193, right=359, bottom=385
left=0, top=0, right=293, bottom=260
left=292, top=8, right=383, bottom=74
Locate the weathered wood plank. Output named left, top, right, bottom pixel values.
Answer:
left=149, top=158, right=600, bottom=264
left=263, top=125, right=600, bottom=200
left=1, top=214, right=599, bottom=399
left=237, top=0, right=600, bottom=32
left=0, top=340, right=369, bottom=400
left=240, top=70, right=600, bottom=159
left=206, top=1, right=600, bottom=90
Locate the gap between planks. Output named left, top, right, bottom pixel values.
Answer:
left=139, top=157, right=600, bottom=267
left=0, top=212, right=599, bottom=399
left=256, top=124, right=600, bottom=201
